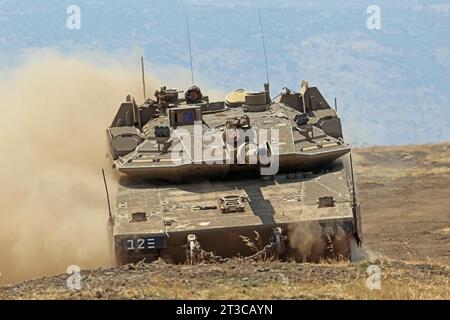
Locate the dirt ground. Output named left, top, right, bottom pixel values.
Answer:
left=0, top=143, right=449, bottom=299
left=354, top=143, right=450, bottom=264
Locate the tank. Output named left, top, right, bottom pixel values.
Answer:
left=106, top=81, right=363, bottom=264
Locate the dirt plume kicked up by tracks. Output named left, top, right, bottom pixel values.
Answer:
left=0, top=48, right=225, bottom=285
left=288, top=221, right=326, bottom=258
left=0, top=49, right=158, bottom=284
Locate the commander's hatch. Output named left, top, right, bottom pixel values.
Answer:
left=169, top=106, right=202, bottom=127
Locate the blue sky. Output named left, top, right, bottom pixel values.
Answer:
left=0, top=0, right=449, bottom=146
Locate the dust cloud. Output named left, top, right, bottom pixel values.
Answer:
left=288, top=221, right=354, bottom=261
left=288, top=222, right=326, bottom=261
left=0, top=49, right=161, bottom=284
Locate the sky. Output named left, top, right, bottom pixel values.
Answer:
left=0, top=0, right=449, bottom=146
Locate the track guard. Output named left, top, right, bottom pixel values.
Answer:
left=352, top=205, right=363, bottom=245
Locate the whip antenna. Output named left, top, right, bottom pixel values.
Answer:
left=141, top=56, right=147, bottom=101
left=258, top=6, right=269, bottom=84
left=185, top=12, right=195, bottom=85
left=349, top=154, right=357, bottom=208
left=101, top=169, right=112, bottom=221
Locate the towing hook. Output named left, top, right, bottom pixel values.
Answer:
left=272, top=227, right=286, bottom=255
left=186, top=234, right=201, bottom=264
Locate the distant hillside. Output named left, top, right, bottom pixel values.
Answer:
left=1, top=0, right=450, bottom=145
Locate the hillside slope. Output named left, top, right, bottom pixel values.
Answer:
left=1, top=143, right=449, bottom=299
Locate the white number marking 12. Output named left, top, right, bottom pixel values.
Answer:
left=127, top=238, right=156, bottom=250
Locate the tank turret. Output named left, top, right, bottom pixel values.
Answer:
left=107, top=82, right=350, bottom=182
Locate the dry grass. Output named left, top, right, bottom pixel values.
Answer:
left=9, top=279, right=448, bottom=300
left=2, top=258, right=448, bottom=300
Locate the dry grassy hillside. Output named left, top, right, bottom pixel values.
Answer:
left=1, top=143, right=449, bottom=300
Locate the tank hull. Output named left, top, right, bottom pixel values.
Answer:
left=111, top=161, right=360, bottom=264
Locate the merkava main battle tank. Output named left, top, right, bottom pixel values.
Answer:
left=106, top=80, right=363, bottom=264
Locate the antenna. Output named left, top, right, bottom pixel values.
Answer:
left=258, top=6, right=269, bottom=84
left=141, top=56, right=147, bottom=102
left=334, top=97, right=338, bottom=112
left=185, top=12, right=195, bottom=85
left=101, top=169, right=113, bottom=221
left=349, top=154, right=357, bottom=208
